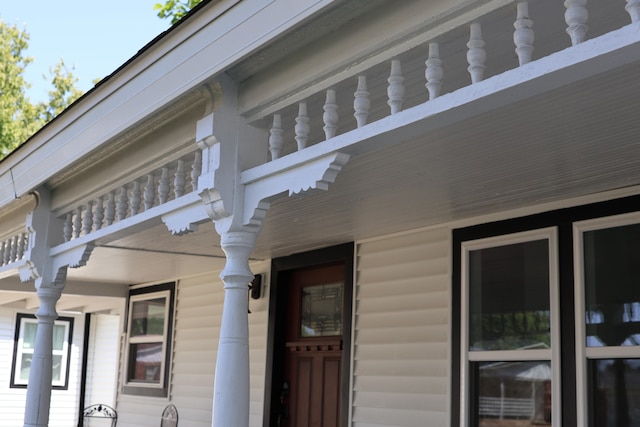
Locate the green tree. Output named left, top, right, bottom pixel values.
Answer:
left=0, top=19, right=83, bottom=159
left=154, top=0, right=203, bottom=24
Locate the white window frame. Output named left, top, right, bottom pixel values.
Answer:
left=123, top=288, right=172, bottom=394
left=460, top=227, right=561, bottom=427
left=573, top=211, right=640, bottom=426
left=11, top=314, right=73, bottom=389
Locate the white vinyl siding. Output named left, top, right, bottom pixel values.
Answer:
left=353, top=227, right=450, bottom=427
left=0, top=307, right=84, bottom=427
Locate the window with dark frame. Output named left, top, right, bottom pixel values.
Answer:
left=10, top=313, right=74, bottom=390
left=452, top=196, right=640, bottom=427
left=122, top=282, right=175, bottom=398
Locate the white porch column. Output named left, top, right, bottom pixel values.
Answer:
left=212, top=230, right=257, bottom=427
left=23, top=284, right=64, bottom=427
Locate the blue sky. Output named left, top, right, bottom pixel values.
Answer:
left=1, top=0, right=171, bottom=103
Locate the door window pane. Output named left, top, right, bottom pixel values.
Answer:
left=591, top=358, right=640, bottom=427
left=300, top=282, right=343, bottom=337
left=469, top=240, right=550, bottom=351
left=584, top=224, right=640, bottom=347
left=476, top=361, right=552, bottom=427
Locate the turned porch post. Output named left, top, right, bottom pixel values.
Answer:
left=212, top=230, right=257, bottom=427
left=24, top=284, right=64, bottom=427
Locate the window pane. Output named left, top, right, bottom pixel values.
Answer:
left=52, top=355, right=62, bottom=382
left=584, top=224, right=640, bottom=347
left=591, top=358, right=640, bottom=427
left=52, top=324, right=66, bottom=351
left=130, top=297, right=166, bottom=337
left=22, top=322, right=37, bottom=349
left=469, top=240, right=550, bottom=351
left=476, top=361, right=552, bottom=427
left=127, top=342, right=163, bottom=383
left=19, top=353, right=32, bottom=381
left=300, top=282, right=343, bottom=337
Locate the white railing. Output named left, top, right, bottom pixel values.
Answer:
left=60, top=151, right=201, bottom=243
left=261, top=0, right=639, bottom=161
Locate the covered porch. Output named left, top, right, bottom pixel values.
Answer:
left=1, top=0, right=640, bottom=425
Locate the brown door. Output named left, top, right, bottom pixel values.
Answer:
left=280, top=263, right=345, bottom=427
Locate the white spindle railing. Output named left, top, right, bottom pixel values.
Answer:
left=263, top=0, right=633, bottom=161
left=61, top=151, right=202, bottom=243
left=425, top=42, right=443, bottom=100
left=0, top=232, right=29, bottom=268
left=353, top=75, right=370, bottom=128
left=514, top=2, right=534, bottom=66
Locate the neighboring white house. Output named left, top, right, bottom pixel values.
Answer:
left=2, top=0, right=640, bottom=426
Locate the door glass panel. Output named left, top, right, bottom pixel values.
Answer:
left=469, top=240, right=550, bottom=351
left=590, top=358, right=640, bottom=427
left=300, top=282, right=343, bottom=337
left=584, top=223, right=640, bottom=347
left=476, top=361, right=552, bottom=427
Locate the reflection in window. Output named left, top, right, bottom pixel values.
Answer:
left=300, top=282, right=343, bottom=337
left=584, top=224, right=640, bottom=347
left=11, top=314, right=73, bottom=389
left=469, top=240, right=550, bottom=351
left=591, top=359, right=640, bottom=427
left=476, top=361, right=552, bottom=427
left=123, top=284, right=174, bottom=397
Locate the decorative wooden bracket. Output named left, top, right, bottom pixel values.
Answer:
left=242, top=152, right=350, bottom=227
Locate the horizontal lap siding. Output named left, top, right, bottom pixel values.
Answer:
left=353, top=227, right=450, bottom=427
left=0, top=307, right=84, bottom=427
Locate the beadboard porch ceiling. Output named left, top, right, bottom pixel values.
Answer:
left=65, top=53, right=640, bottom=286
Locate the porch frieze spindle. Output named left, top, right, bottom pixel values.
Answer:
left=130, top=181, right=142, bottom=215
left=159, top=168, right=171, bottom=204
left=353, top=75, right=370, bottom=128
left=387, top=59, right=405, bottom=114
left=295, top=102, right=310, bottom=150
left=323, top=89, right=338, bottom=140
left=117, top=186, right=128, bottom=221
left=82, top=202, right=93, bottom=235
left=191, top=152, right=202, bottom=192
left=10, top=235, right=18, bottom=262
left=467, top=22, right=486, bottom=84
left=104, top=192, right=116, bottom=226
left=514, top=1, right=534, bottom=66
left=73, top=207, right=82, bottom=240
left=3, top=240, right=10, bottom=265
left=144, top=174, right=156, bottom=211
left=93, top=196, right=104, bottom=231
left=425, top=42, right=443, bottom=100
left=174, top=160, right=186, bottom=198
left=269, top=114, right=284, bottom=160
left=565, top=0, right=588, bottom=45
left=63, top=213, right=72, bottom=242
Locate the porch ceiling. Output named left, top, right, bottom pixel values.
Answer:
left=67, top=53, right=640, bottom=286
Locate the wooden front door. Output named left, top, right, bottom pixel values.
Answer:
left=280, top=263, right=345, bottom=427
